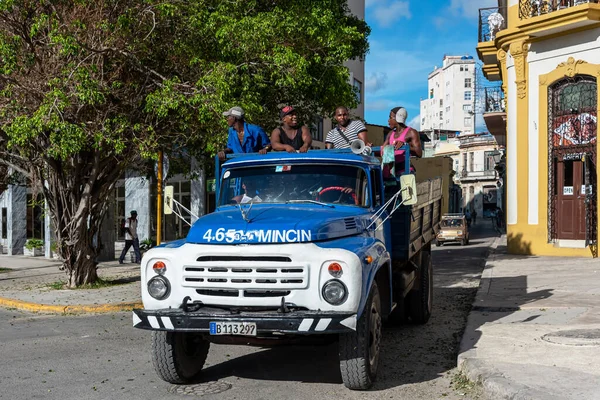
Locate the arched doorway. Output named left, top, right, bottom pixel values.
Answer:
left=548, top=75, right=597, bottom=244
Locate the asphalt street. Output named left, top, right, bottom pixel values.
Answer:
left=0, top=222, right=498, bottom=400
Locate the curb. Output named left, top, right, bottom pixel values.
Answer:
left=457, top=234, right=560, bottom=400
left=0, top=296, right=142, bottom=314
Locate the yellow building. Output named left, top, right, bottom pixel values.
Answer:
left=477, top=0, right=600, bottom=256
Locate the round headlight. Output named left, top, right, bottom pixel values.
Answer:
left=322, top=280, right=348, bottom=305
left=457, top=230, right=463, bottom=235
left=148, top=276, right=170, bottom=300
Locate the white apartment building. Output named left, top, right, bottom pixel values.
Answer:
left=420, top=55, right=476, bottom=134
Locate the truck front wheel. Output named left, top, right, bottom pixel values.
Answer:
left=151, top=331, right=210, bottom=384
left=339, top=282, right=382, bottom=390
left=406, top=248, right=433, bottom=324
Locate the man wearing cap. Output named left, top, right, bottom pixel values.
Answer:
left=119, top=210, right=141, bottom=264
left=383, top=106, right=422, bottom=176
left=218, top=106, right=271, bottom=161
left=271, top=106, right=312, bottom=153
left=325, top=106, right=371, bottom=149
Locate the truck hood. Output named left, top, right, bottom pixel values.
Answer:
left=186, top=205, right=371, bottom=244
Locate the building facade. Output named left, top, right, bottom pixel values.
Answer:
left=477, top=0, right=600, bottom=256
left=420, top=56, right=477, bottom=134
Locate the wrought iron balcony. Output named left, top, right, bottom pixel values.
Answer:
left=478, top=6, right=507, bottom=42
left=483, top=87, right=506, bottom=113
left=519, top=0, right=598, bottom=19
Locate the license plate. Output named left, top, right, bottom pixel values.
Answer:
left=209, top=322, right=257, bottom=336
left=444, top=236, right=455, bottom=240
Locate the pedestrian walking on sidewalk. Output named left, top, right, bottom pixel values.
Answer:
left=119, top=210, right=141, bottom=264
left=472, top=210, right=477, bottom=225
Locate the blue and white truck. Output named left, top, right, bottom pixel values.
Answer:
left=133, top=146, right=443, bottom=390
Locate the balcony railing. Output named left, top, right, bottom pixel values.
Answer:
left=519, top=0, right=598, bottom=19
left=479, top=6, right=507, bottom=42
left=459, top=169, right=498, bottom=180
left=483, top=86, right=505, bottom=113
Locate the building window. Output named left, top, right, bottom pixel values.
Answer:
left=465, top=65, right=469, bottom=72
left=312, top=117, right=324, bottom=142
left=439, top=99, right=443, bottom=107
left=440, top=111, right=443, bottom=120
left=26, top=194, right=44, bottom=239
left=462, top=153, right=467, bottom=173
left=463, top=104, right=472, bottom=113
left=464, top=117, right=472, bottom=127
left=469, top=152, right=474, bottom=172
left=115, top=183, right=126, bottom=240
left=485, top=151, right=496, bottom=170
left=460, top=66, right=464, bottom=71
left=446, top=106, right=450, bottom=112
left=465, top=78, right=472, bottom=88
left=430, top=89, right=434, bottom=99
left=464, top=91, right=472, bottom=101
left=1, top=208, right=6, bottom=239
left=353, top=78, right=362, bottom=104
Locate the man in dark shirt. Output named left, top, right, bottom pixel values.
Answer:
left=271, top=106, right=312, bottom=153
left=217, top=106, right=271, bottom=161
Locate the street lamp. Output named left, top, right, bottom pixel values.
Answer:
left=491, top=149, right=503, bottom=164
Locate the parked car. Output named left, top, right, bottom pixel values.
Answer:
left=436, top=214, right=469, bottom=246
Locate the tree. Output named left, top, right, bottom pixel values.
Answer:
left=0, top=0, right=369, bottom=287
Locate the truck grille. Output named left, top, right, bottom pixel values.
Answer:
left=182, top=256, right=308, bottom=296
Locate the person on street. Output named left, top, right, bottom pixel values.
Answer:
left=271, top=106, right=312, bottom=153
left=465, top=209, right=472, bottom=227
left=472, top=209, right=477, bottom=225
left=325, top=106, right=371, bottom=149
left=383, top=106, right=423, bottom=176
left=119, top=210, right=141, bottom=264
left=217, top=106, right=271, bottom=161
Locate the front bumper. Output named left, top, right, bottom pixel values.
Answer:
left=133, top=307, right=356, bottom=335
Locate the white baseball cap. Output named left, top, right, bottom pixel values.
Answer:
left=222, top=106, right=245, bottom=117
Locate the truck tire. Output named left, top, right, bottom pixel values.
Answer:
left=339, top=282, right=382, bottom=390
left=406, top=249, right=433, bottom=324
left=151, top=331, right=210, bottom=384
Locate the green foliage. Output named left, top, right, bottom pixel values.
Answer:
left=25, top=239, right=44, bottom=250
left=0, top=0, right=369, bottom=285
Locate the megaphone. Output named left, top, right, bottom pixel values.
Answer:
left=351, top=139, right=372, bottom=156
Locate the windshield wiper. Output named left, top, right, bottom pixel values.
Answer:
left=286, top=200, right=335, bottom=208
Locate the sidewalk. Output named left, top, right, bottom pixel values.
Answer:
left=459, top=235, right=600, bottom=400
left=0, top=254, right=142, bottom=313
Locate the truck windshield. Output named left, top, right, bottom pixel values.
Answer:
left=219, top=164, right=369, bottom=207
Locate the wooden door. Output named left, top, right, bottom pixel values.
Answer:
left=556, top=159, right=586, bottom=240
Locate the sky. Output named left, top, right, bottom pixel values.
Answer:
left=363, top=0, right=497, bottom=131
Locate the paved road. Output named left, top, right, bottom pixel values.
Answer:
left=0, top=223, right=497, bottom=400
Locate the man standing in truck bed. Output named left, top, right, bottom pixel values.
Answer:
left=325, top=106, right=371, bottom=149
left=217, top=106, right=271, bottom=161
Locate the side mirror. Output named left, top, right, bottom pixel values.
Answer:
left=164, top=185, right=174, bottom=215
left=399, top=174, right=418, bottom=206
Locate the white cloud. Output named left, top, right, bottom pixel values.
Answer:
left=409, top=115, right=421, bottom=130
left=365, top=72, right=388, bottom=94
left=372, top=1, right=411, bottom=28
left=447, top=0, right=497, bottom=19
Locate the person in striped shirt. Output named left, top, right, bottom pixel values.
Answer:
left=325, top=106, right=372, bottom=149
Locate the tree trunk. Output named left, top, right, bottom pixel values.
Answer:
left=38, top=151, right=127, bottom=288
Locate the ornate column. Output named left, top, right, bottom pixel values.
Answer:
left=510, top=40, right=530, bottom=227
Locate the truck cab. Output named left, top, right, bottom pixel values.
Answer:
left=133, top=148, right=442, bottom=390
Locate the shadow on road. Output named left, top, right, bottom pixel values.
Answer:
left=189, top=225, right=506, bottom=390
